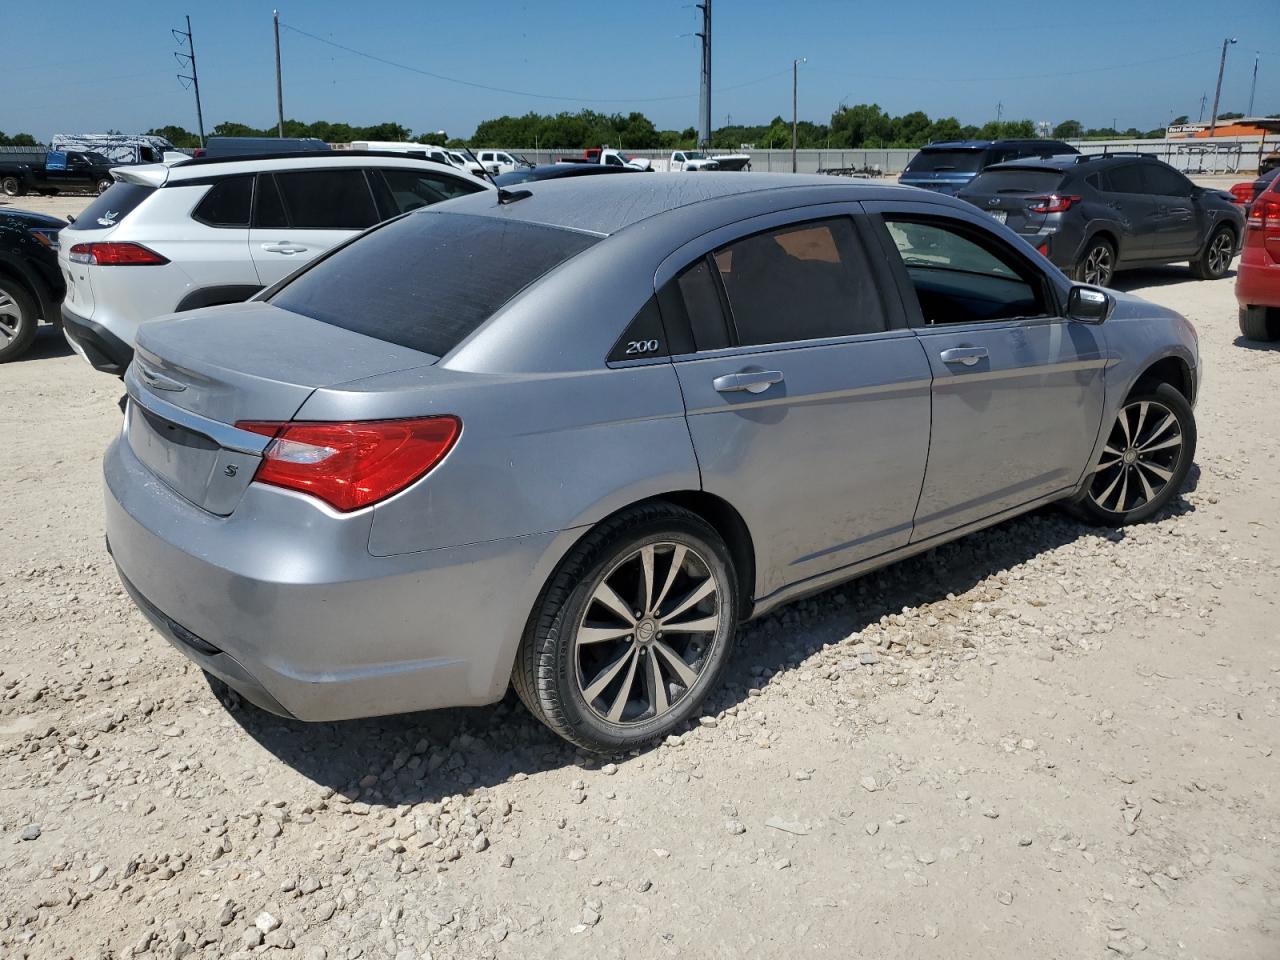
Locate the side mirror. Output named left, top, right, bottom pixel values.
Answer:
left=1068, top=285, right=1112, bottom=323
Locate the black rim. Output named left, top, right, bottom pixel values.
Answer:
left=1083, top=244, right=1113, bottom=286
left=1207, top=231, right=1233, bottom=276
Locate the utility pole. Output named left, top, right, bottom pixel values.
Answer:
left=173, top=16, right=206, bottom=147
left=792, top=57, right=806, bottom=173
left=273, top=11, right=285, bottom=137
left=695, top=0, right=711, bottom=150
left=1248, top=51, right=1259, bottom=117
left=1209, top=37, right=1238, bottom=137
left=995, top=100, right=1003, bottom=134
left=1198, top=92, right=1207, bottom=122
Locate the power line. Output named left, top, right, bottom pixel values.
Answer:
left=279, top=21, right=788, bottom=104
left=822, top=46, right=1217, bottom=86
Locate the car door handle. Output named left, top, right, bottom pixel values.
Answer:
left=713, top=370, right=784, bottom=394
left=260, top=242, right=307, bottom=254
left=939, top=346, right=988, bottom=366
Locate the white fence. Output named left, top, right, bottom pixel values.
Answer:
left=502, top=135, right=1277, bottom=176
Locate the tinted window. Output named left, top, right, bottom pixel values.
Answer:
left=271, top=213, right=598, bottom=357
left=884, top=217, right=1047, bottom=324
left=254, top=174, right=288, bottom=228
left=1142, top=165, right=1193, bottom=196
left=675, top=258, right=730, bottom=351
left=192, top=175, right=253, bottom=227
left=378, top=168, right=482, bottom=214
left=70, top=183, right=155, bottom=232
left=905, top=150, right=985, bottom=174
left=712, top=218, right=884, bottom=346
left=963, top=170, right=1067, bottom=195
left=274, top=169, right=378, bottom=229
left=1102, top=163, right=1146, bottom=194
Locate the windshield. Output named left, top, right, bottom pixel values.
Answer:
left=271, top=212, right=599, bottom=358
left=905, top=149, right=986, bottom=174
left=685, top=152, right=706, bottom=160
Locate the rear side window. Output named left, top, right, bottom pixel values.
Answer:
left=964, top=170, right=1067, bottom=195
left=270, top=212, right=598, bottom=358
left=254, top=174, right=288, bottom=228
left=711, top=218, right=885, bottom=346
left=1102, top=164, right=1146, bottom=194
left=71, top=183, right=155, bottom=231
left=192, top=175, right=253, bottom=227
left=274, top=169, right=378, bottom=229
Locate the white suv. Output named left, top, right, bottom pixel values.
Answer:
left=59, top=151, right=491, bottom=374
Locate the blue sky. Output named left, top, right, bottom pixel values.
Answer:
left=6, top=0, right=1278, bottom=141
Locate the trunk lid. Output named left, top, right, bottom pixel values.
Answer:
left=957, top=168, right=1070, bottom=233
left=126, top=302, right=437, bottom=515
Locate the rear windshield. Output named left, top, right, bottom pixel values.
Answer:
left=905, top=149, right=985, bottom=174
left=270, top=212, right=599, bottom=358
left=962, top=170, right=1066, bottom=196
left=69, top=183, right=156, bottom=231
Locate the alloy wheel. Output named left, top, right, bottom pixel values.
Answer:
left=0, top=289, right=25, bottom=345
left=573, top=541, right=724, bottom=726
left=1088, top=399, right=1184, bottom=515
left=1083, top=244, right=1113, bottom=286
left=1207, top=231, right=1233, bottom=276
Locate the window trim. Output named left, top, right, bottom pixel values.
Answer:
left=864, top=205, right=1063, bottom=329
left=652, top=203, right=906, bottom=359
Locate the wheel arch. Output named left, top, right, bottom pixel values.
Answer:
left=1086, top=227, right=1120, bottom=259
left=1130, top=353, right=1195, bottom=405
left=0, top=258, right=50, bottom=321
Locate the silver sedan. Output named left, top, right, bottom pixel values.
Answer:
left=104, top=174, right=1199, bottom=752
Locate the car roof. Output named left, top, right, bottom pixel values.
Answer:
left=981, top=153, right=1163, bottom=174
left=115, top=152, right=494, bottom=189
left=924, top=139, right=1070, bottom=151
left=435, top=171, right=936, bottom=237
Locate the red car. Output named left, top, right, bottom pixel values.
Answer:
left=1237, top=175, right=1280, bottom=341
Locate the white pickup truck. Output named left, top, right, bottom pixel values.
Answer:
left=649, top=150, right=720, bottom=172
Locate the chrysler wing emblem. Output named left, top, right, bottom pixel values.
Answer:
left=138, top=366, right=187, bottom=392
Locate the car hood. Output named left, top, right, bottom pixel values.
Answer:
left=0, top=209, right=67, bottom=229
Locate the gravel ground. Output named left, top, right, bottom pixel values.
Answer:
left=1, top=194, right=1278, bottom=960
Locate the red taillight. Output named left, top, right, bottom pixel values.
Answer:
left=68, top=242, right=169, bottom=266
left=1247, top=195, right=1280, bottom=233
left=1230, top=182, right=1254, bottom=204
left=1027, top=194, right=1081, bottom=214
left=235, top=417, right=461, bottom=512
left=1036, top=242, right=1050, bottom=257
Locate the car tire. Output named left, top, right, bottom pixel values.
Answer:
left=1, top=176, right=25, bottom=197
left=1073, top=382, right=1196, bottom=526
left=96, top=178, right=113, bottom=195
left=1239, top=305, right=1279, bottom=341
left=1072, top=237, right=1115, bottom=286
left=0, top=277, right=39, bottom=363
left=512, top=503, right=739, bottom=754
left=1189, top=225, right=1235, bottom=280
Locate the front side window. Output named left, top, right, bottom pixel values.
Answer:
left=192, top=175, right=253, bottom=227
left=377, top=168, right=483, bottom=214
left=273, top=169, right=379, bottom=229
left=711, top=218, right=885, bottom=346
left=884, top=217, right=1047, bottom=325
left=1141, top=165, right=1194, bottom=197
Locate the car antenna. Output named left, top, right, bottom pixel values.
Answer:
left=463, top=146, right=531, bottom=205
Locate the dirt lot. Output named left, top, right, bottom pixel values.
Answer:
left=1, top=192, right=1278, bottom=960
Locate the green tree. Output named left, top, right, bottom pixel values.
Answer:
left=146, top=125, right=200, bottom=148
left=1052, top=120, right=1083, bottom=139
left=0, top=131, right=39, bottom=146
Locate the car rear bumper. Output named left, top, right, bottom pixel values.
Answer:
left=62, top=305, right=132, bottom=376
left=1235, top=258, right=1280, bottom=309
left=104, top=427, right=572, bottom=722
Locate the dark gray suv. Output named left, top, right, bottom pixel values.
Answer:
left=957, top=155, right=1243, bottom=285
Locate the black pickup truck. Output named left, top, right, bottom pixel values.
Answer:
left=0, top=150, right=116, bottom=197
